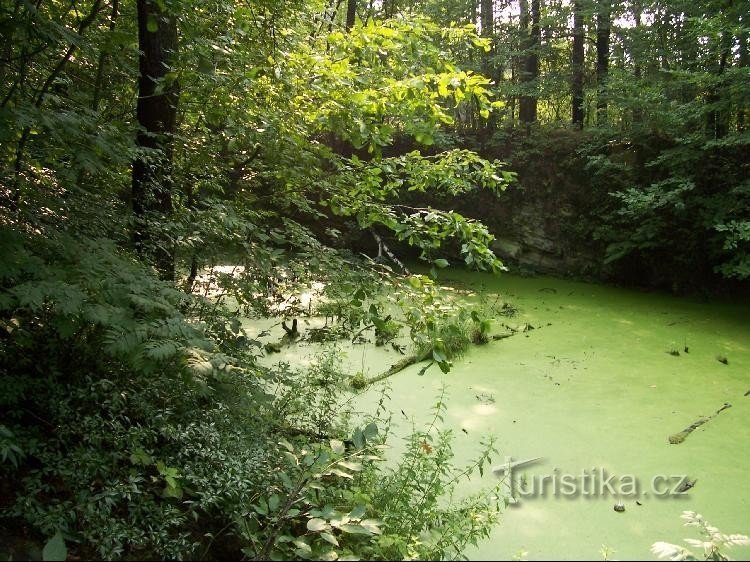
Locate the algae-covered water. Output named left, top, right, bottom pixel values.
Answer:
left=251, top=271, right=750, bottom=560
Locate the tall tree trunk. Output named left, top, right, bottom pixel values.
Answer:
left=632, top=0, right=642, bottom=125
left=739, top=17, right=748, bottom=132
left=345, top=0, right=356, bottom=31
left=383, top=0, right=395, bottom=18
left=132, top=0, right=179, bottom=281
left=707, top=31, right=732, bottom=139
left=480, top=0, right=493, bottom=36
left=480, top=0, right=496, bottom=132
left=518, top=0, right=539, bottom=123
left=595, top=0, right=610, bottom=126
left=509, top=64, right=516, bottom=128
left=571, top=0, right=585, bottom=129
left=519, top=0, right=540, bottom=123
left=92, top=0, right=119, bottom=111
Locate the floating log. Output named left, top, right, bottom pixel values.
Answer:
left=668, top=403, right=731, bottom=444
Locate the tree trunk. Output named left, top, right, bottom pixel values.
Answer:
left=595, top=0, right=610, bottom=126
left=707, top=31, right=731, bottom=139
left=480, top=0, right=493, bottom=36
left=632, top=0, right=642, bottom=125
left=92, top=0, right=119, bottom=111
left=519, top=0, right=540, bottom=123
left=382, top=0, right=395, bottom=18
left=345, top=0, right=356, bottom=31
left=480, top=0, right=496, bottom=132
left=739, top=16, right=748, bottom=131
left=132, top=0, right=179, bottom=281
left=571, top=0, right=585, bottom=128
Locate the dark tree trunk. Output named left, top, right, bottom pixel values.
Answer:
left=345, top=0, right=356, bottom=30
left=92, top=0, right=119, bottom=111
left=632, top=1, right=642, bottom=124
left=383, top=0, right=395, bottom=18
left=739, top=17, right=748, bottom=131
left=480, top=0, right=493, bottom=36
left=480, top=0, right=496, bottom=132
left=571, top=0, right=585, bottom=128
left=519, top=0, right=540, bottom=123
left=132, top=0, right=179, bottom=281
left=595, top=0, right=610, bottom=126
left=707, top=31, right=731, bottom=139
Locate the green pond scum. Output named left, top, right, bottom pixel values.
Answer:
left=255, top=271, right=750, bottom=560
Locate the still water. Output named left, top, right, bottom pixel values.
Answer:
left=249, top=270, right=750, bottom=560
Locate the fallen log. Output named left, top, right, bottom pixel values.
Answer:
left=668, top=402, right=731, bottom=444
left=358, top=348, right=433, bottom=387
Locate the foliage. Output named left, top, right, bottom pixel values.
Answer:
left=651, top=511, right=750, bottom=561
left=0, top=221, right=505, bottom=559
left=0, top=225, right=268, bottom=559
left=590, top=130, right=750, bottom=286
left=357, top=388, right=503, bottom=560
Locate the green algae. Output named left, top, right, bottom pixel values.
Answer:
left=247, top=271, right=750, bottom=560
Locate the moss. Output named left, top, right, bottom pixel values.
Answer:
left=349, top=371, right=368, bottom=390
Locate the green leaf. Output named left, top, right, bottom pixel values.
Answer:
left=130, top=448, right=153, bottom=466
left=294, top=547, right=312, bottom=560
left=320, top=532, right=339, bottom=546
left=339, top=524, right=373, bottom=535
left=307, top=518, right=328, bottom=532
left=328, top=467, right=353, bottom=479
left=348, top=505, right=367, bottom=520
left=352, top=428, right=365, bottom=449
left=434, top=258, right=449, bottom=269
left=42, top=531, right=67, bottom=562
left=268, top=494, right=280, bottom=512
left=330, top=439, right=345, bottom=454
left=363, top=422, right=378, bottom=441
left=360, top=519, right=383, bottom=535
left=146, top=14, right=158, bottom=33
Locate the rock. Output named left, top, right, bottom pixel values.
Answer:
left=491, top=237, right=523, bottom=260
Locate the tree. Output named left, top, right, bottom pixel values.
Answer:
left=571, top=0, right=585, bottom=128
left=346, top=0, right=357, bottom=30
left=132, top=0, right=179, bottom=280
left=519, top=0, right=540, bottom=123
left=595, top=0, right=610, bottom=125
left=631, top=0, right=643, bottom=124
left=739, top=15, right=748, bottom=131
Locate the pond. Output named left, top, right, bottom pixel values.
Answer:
left=248, top=270, right=750, bottom=560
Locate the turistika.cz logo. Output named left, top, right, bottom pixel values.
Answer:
left=492, top=457, right=695, bottom=505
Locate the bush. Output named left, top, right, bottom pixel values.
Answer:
left=0, top=226, right=505, bottom=560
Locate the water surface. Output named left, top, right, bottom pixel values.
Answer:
left=251, top=271, right=750, bottom=560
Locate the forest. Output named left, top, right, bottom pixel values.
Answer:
left=1, top=0, right=749, bottom=560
